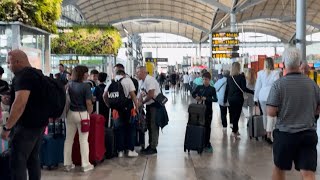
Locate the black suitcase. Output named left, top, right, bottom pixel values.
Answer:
left=188, top=103, right=206, bottom=126
left=184, top=125, right=205, bottom=154
left=105, top=109, right=117, bottom=159
left=165, top=84, right=169, bottom=90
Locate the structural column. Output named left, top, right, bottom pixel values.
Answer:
left=11, top=24, right=21, bottom=50
left=44, top=34, right=51, bottom=74
left=230, top=12, right=237, bottom=33
left=209, top=33, right=213, bottom=69
left=296, top=0, right=306, bottom=62
left=230, top=12, right=237, bottom=63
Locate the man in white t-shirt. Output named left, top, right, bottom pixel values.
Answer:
left=136, top=66, right=161, bottom=155
left=103, top=68, right=139, bottom=158
left=183, top=72, right=189, bottom=93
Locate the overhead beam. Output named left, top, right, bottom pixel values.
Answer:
left=234, top=0, right=267, bottom=13
left=196, top=0, right=230, bottom=13
left=110, top=16, right=209, bottom=33
left=201, top=13, right=230, bottom=42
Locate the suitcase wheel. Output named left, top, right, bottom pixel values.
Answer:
left=197, top=149, right=203, bottom=154
left=188, top=149, right=190, bottom=153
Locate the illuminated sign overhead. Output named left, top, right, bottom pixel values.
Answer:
left=212, top=53, right=239, bottom=59
left=59, top=60, right=79, bottom=65
left=212, top=39, right=240, bottom=45
left=145, top=58, right=168, bottom=63
left=212, top=32, right=239, bottom=38
left=212, top=46, right=239, bottom=51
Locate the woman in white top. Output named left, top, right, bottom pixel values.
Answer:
left=254, top=57, right=279, bottom=143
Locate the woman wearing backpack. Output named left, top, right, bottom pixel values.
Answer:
left=64, top=65, right=94, bottom=172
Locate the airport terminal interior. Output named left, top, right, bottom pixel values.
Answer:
left=1, top=0, right=320, bottom=180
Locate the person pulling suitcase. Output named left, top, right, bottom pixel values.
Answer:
left=191, top=72, right=217, bottom=153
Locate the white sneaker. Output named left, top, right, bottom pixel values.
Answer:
left=118, top=151, right=124, bottom=158
left=64, top=164, right=75, bottom=172
left=127, top=150, right=138, bottom=157
left=81, top=164, right=94, bottom=172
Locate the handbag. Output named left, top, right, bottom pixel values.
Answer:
left=79, top=112, right=90, bottom=133
left=153, top=93, right=168, bottom=106
left=231, top=76, right=248, bottom=100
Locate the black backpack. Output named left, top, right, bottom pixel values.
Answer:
left=44, top=77, right=66, bottom=118
left=107, top=78, right=131, bottom=111
left=33, top=69, right=66, bottom=119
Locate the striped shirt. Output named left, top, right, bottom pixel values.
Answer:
left=267, top=72, right=320, bottom=133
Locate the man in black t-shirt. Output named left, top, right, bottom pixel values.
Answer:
left=1, top=49, right=46, bottom=180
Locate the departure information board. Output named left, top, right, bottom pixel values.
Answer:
left=212, top=53, right=239, bottom=59
left=60, top=60, right=79, bottom=65
left=212, top=32, right=239, bottom=38
left=212, top=39, right=240, bottom=45
left=212, top=46, right=239, bottom=51
left=145, top=58, right=168, bottom=63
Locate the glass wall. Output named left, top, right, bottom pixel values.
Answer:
left=0, top=23, right=50, bottom=80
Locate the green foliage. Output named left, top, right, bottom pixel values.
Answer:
left=0, top=0, right=62, bottom=33
left=51, top=26, right=122, bottom=56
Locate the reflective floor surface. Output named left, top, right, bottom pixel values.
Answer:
left=42, top=89, right=320, bottom=180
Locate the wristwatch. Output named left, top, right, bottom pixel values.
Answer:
left=2, top=125, right=11, bottom=131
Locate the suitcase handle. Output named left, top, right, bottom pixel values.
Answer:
left=108, top=108, right=112, bottom=128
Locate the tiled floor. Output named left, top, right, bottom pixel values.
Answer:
left=42, top=89, right=320, bottom=180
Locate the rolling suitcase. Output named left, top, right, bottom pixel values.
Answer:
left=247, top=106, right=265, bottom=140
left=40, top=119, right=65, bottom=169
left=105, top=108, right=117, bottom=159
left=165, top=84, right=169, bottom=91
left=72, top=102, right=106, bottom=165
left=188, top=102, right=206, bottom=126
left=184, top=125, right=205, bottom=154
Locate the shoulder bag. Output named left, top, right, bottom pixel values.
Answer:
left=79, top=112, right=90, bottom=133
left=231, top=76, right=248, bottom=100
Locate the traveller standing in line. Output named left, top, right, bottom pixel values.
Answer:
left=214, top=70, right=230, bottom=132
left=225, top=62, right=254, bottom=139
left=254, top=57, right=279, bottom=144
left=58, top=63, right=68, bottom=84
left=136, top=66, right=161, bottom=155
left=267, top=47, right=319, bottom=180
left=242, top=68, right=256, bottom=119
left=64, top=65, right=94, bottom=172
left=192, top=72, right=217, bottom=152
left=104, top=67, right=139, bottom=157
left=1, top=49, right=47, bottom=180
left=170, top=71, right=177, bottom=92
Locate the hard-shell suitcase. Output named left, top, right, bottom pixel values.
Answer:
left=247, top=106, right=265, bottom=140
left=72, top=114, right=106, bottom=165
left=40, top=119, right=65, bottom=169
left=184, top=125, right=205, bottom=154
left=188, top=102, right=206, bottom=126
left=105, top=108, right=117, bottom=159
